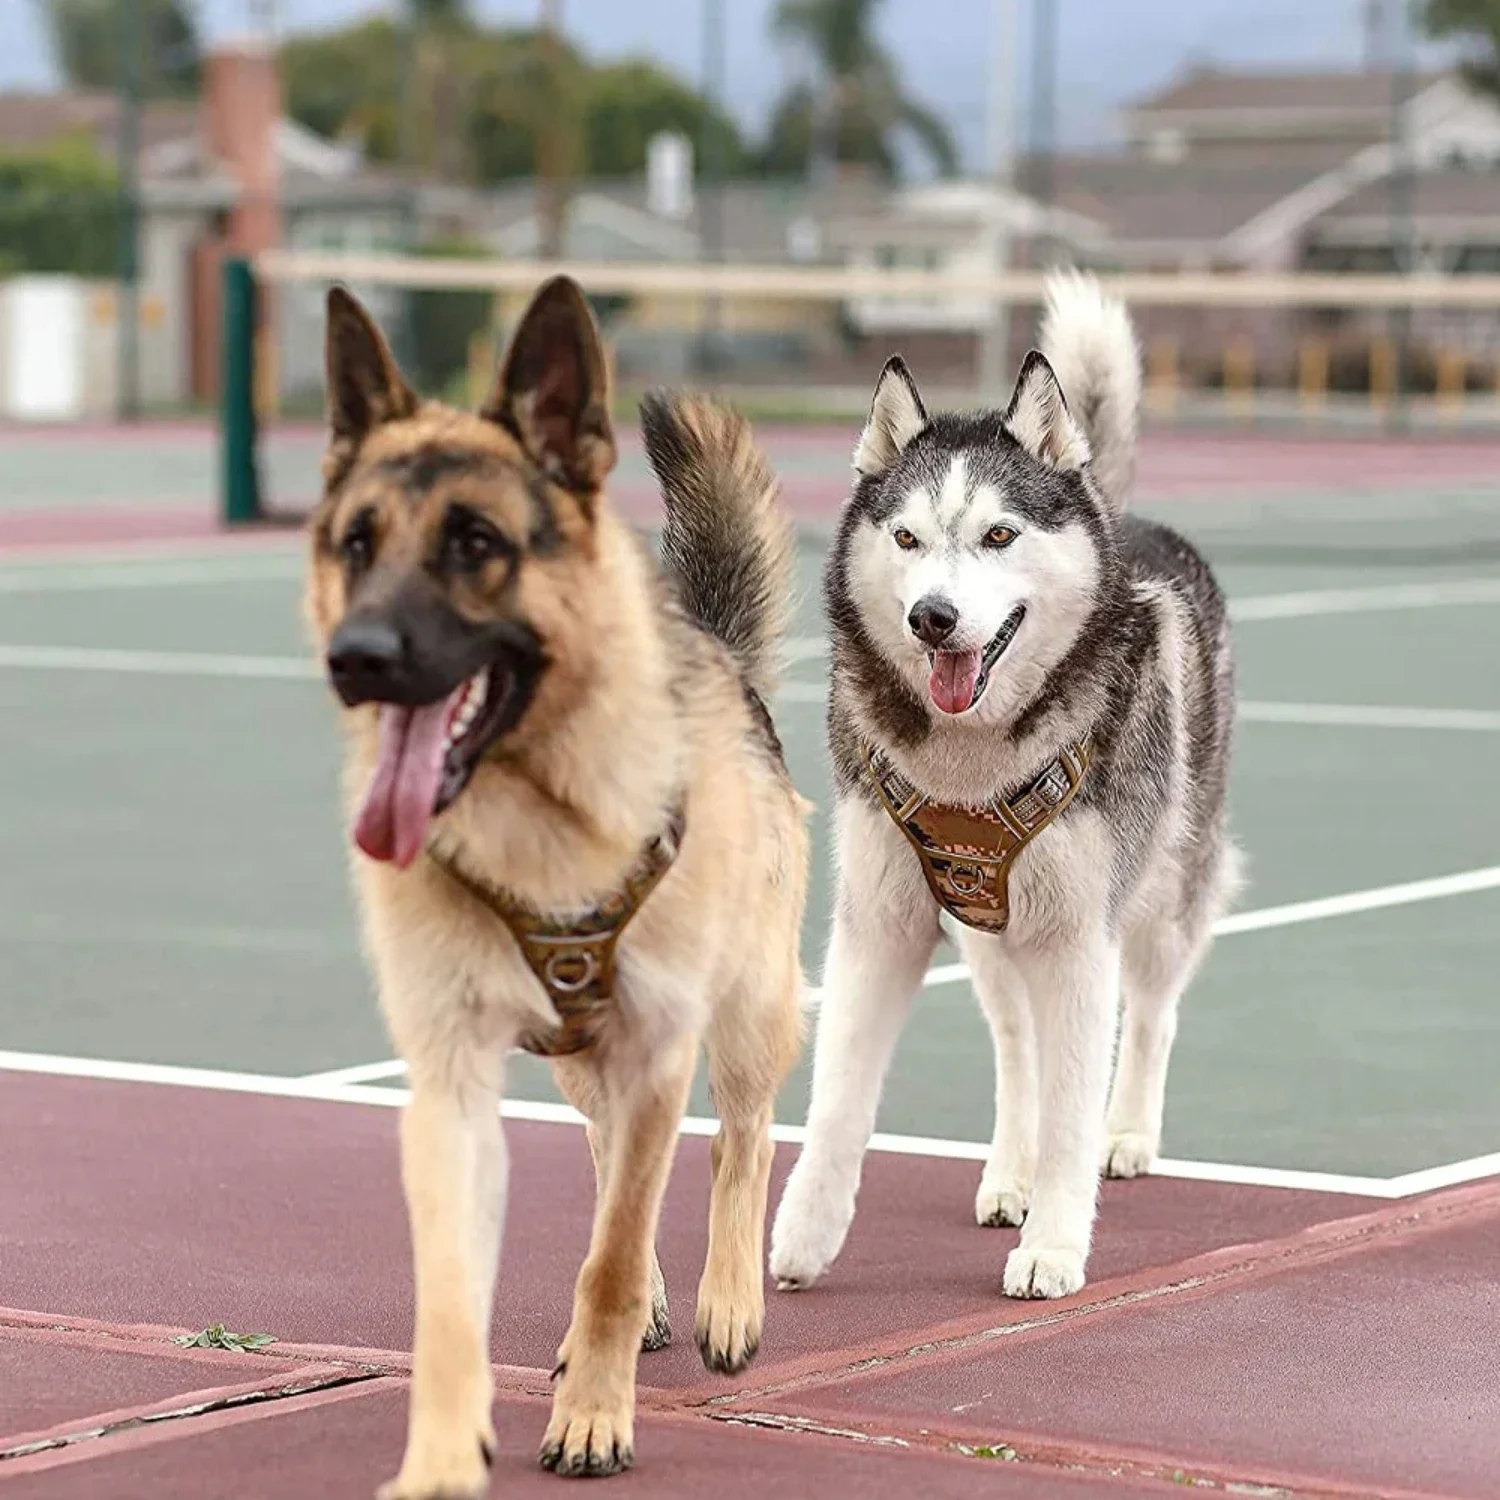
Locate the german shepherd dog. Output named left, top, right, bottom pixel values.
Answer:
left=305, top=277, right=807, bottom=1496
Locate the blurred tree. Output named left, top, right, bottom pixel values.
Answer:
left=1422, top=0, right=1500, bottom=93
left=0, top=135, right=119, bottom=275
left=407, top=234, right=493, bottom=395
left=584, top=59, right=744, bottom=177
left=763, top=0, right=956, bottom=179
left=281, top=19, right=405, bottom=162
left=41, top=0, right=199, bottom=98
left=467, top=28, right=587, bottom=188
left=281, top=19, right=745, bottom=187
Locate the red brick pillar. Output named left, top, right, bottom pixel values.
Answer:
left=200, top=44, right=283, bottom=408
left=203, top=43, right=283, bottom=258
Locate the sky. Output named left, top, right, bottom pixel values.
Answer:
left=6, top=0, right=1460, bottom=162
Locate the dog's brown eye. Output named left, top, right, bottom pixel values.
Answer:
left=339, top=509, right=376, bottom=571
left=443, top=508, right=509, bottom=571
left=893, top=527, right=920, bottom=550
left=984, top=525, right=1017, bottom=549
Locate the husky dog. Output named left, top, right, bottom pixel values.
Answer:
left=770, top=272, right=1238, bottom=1302
left=306, top=278, right=806, bottom=1496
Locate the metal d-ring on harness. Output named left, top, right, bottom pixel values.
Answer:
left=430, top=806, right=686, bottom=1057
left=866, top=740, right=1093, bottom=934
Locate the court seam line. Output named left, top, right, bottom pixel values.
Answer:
left=4, top=1047, right=1496, bottom=1198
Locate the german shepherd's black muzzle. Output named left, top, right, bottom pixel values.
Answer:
left=326, top=581, right=545, bottom=723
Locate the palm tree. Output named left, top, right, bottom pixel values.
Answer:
left=764, top=0, right=958, bottom=179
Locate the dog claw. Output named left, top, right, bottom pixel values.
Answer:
left=538, top=1438, right=632, bottom=1478
left=696, top=1329, right=759, bottom=1376
left=641, top=1301, right=672, bottom=1353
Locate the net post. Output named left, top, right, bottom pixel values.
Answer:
left=221, top=255, right=262, bottom=526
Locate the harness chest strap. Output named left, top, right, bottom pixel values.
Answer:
left=866, top=739, right=1093, bottom=935
left=430, top=808, right=685, bottom=1058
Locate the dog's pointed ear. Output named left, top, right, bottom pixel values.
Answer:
left=1004, top=350, right=1089, bottom=473
left=324, top=286, right=418, bottom=445
left=483, top=275, right=616, bottom=495
left=853, top=356, right=928, bottom=478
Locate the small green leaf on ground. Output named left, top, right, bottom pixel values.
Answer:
left=963, top=1443, right=1018, bottom=1461
left=171, top=1323, right=278, bottom=1353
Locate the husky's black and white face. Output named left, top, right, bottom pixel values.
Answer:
left=833, top=352, right=1108, bottom=727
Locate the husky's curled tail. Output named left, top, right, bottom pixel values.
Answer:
left=1038, top=269, right=1142, bottom=510
left=641, top=392, right=795, bottom=703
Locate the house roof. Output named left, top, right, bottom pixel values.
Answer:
left=1129, top=66, right=1444, bottom=121
left=0, top=91, right=197, bottom=159
left=1320, top=164, right=1500, bottom=224
left=461, top=176, right=888, bottom=263
left=1037, top=148, right=1358, bottom=258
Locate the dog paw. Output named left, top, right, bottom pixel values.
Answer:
left=769, top=1166, right=854, bottom=1291
left=695, top=1275, right=763, bottom=1376
left=1101, top=1130, right=1156, bottom=1179
left=640, top=1300, right=672, bottom=1354
left=1003, top=1243, right=1086, bottom=1300
left=378, top=1423, right=495, bottom=1500
left=641, top=1263, right=672, bottom=1353
left=974, top=1170, right=1030, bottom=1228
left=538, top=1383, right=634, bottom=1479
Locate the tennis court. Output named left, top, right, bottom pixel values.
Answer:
left=2, top=417, right=1498, bottom=1497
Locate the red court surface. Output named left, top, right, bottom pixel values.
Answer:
left=6, top=424, right=1500, bottom=551
left=2, top=1070, right=1496, bottom=1498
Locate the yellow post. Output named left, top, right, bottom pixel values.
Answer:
left=1147, top=337, right=1178, bottom=420
left=467, top=329, right=495, bottom=408
left=252, top=321, right=279, bottom=423
left=1223, top=337, right=1255, bottom=419
left=1298, top=337, right=1328, bottom=418
left=1436, top=348, right=1466, bottom=420
left=1369, top=336, right=1397, bottom=413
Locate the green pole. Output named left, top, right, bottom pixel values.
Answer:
left=116, top=0, right=142, bottom=420
left=1388, top=5, right=1415, bottom=431
left=697, top=0, right=725, bottom=373
left=221, top=256, right=261, bottom=526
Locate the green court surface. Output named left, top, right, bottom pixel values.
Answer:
left=0, top=485, right=1497, bottom=1186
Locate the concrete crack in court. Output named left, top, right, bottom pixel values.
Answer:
left=0, top=1369, right=386, bottom=1463
left=699, top=1408, right=1407, bottom=1499
left=697, top=1179, right=1500, bottom=1410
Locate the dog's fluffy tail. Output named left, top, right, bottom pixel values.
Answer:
left=1039, top=269, right=1142, bottom=509
left=642, top=391, right=794, bottom=701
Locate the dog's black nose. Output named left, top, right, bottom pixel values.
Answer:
left=909, top=595, right=959, bottom=647
left=326, top=618, right=406, bottom=705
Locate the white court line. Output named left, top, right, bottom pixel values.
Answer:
left=0, top=536, right=300, bottom=570
left=777, top=679, right=1500, bottom=731
left=1227, top=577, right=1500, bottom=622
left=1386, top=1151, right=1500, bottom=1197
left=1238, top=701, right=1500, bottom=732
left=0, top=648, right=1493, bottom=738
left=300, top=1059, right=409, bottom=1087
left=0, top=557, right=301, bottom=594
left=777, top=576, right=1500, bottom=669
left=923, top=864, right=1500, bottom=989
left=0, top=1047, right=1445, bottom=1198
left=0, top=644, right=317, bottom=680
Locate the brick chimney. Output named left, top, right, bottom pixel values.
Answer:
left=202, top=42, right=282, bottom=257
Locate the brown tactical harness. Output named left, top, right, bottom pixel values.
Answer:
left=431, top=809, right=685, bottom=1057
left=866, top=740, right=1093, bottom=934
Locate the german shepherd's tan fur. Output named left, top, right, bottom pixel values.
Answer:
left=305, top=278, right=807, bottom=1496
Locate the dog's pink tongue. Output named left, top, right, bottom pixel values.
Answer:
left=353, top=695, right=459, bottom=869
left=929, top=649, right=983, bottom=715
